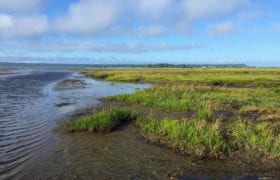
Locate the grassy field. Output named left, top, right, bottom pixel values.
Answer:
left=80, top=68, right=280, bottom=158
left=88, top=68, right=280, bottom=87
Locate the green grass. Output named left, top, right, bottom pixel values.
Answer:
left=229, top=118, right=280, bottom=157
left=90, top=68, right=280, bottom=113
left=88, top=68, right=280, bottom=87
left=67, top=108, right=137, bottom=133
left=196, top=101, right=214, bottom=121
left=136, top=117, right=229, bottom=157
left=84, top=68, right=280, bottom=158
left=107, top=84, right=280, bottom=113
left=136, top=116, right=280, bottom=157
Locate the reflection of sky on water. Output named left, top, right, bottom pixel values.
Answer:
left=53, top=72, right=150, bottom=116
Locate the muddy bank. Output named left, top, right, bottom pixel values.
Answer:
left=23, top=100, right=280, bottom=179
left=0, top=71, right=17, bottom=76
left=53, top=79, right=87, bottom=91
left=0, top=72, right=11, bottom=76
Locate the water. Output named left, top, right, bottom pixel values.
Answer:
left=0, top=69, right=149, bottom=179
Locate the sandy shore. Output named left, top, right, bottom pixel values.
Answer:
left=23, top=100, right=280, bottom=179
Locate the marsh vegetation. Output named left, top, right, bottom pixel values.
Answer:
left=70, top=68, right=280, bottom=159
left=67, top=108, right=137, bottom=133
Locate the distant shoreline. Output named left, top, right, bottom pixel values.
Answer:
left=0, top=70, right=14, bottom=76
left=0, top=61, right=251, bottom=68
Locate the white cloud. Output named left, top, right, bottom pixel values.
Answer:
left=0, top=0, right=47, bottom=39
left=0, top=14, right=13, bottom=29
left=54, top=0, right=121, bottom=34
left=0, top=0, right=259, bottom=55
left=207, top=22, right=238, bottom=37
left=54, top=41, right=201, bottom=53
left=0, top=0, right=43, bottom=12
left=245, top=22, right=280, bottom=33
left=237, top=10, right=264, bottom=20
left=137, top=0, right=172, bottom=19
left=136, top=25, right=167, bottom=38
left=52, top=0, right=251, bottom=36
left=268, top=22, right=280, bottom=32
left=0, top=40, right=201, bottom=53
left=0, top=14, right=49, bottom=38
left=71, top=41, right=201, bottom=53
left=182, top=0, right=250, bottom=21
left=0, top=0, right=253, bottom=39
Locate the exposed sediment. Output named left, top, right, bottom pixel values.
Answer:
left=25, top=100, right=280, bottom=179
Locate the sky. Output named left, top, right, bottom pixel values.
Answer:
left=0, top=0, right=280, bottom=66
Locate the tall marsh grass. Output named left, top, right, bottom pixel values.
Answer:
left=136, top=117, right=229, bottom=157
left=136, top=116, right=280, bottom=157
left=229, top=118, right=280, bottom=157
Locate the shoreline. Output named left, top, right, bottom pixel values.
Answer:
left=24, top=99, right=280, bottom=179
left=0, top=72, right=16, bottom=76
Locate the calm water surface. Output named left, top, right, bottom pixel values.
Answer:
left=0, top=69, right=149, bottom=179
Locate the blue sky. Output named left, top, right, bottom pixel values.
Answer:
left=0, top=0, right=280, bottom=66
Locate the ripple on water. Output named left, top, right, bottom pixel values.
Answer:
left=0, top=70, right=150, bottom=179
left=0, top=71, right=70, bottom=179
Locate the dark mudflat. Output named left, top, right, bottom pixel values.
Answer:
left=53, top=79, right=87, bottom=91
left=24, top=101, right=280, bottom=179
left=0, top=72, right=17, bottom=76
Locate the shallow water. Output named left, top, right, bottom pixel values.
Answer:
left=0, top=69, right=149, bottom=179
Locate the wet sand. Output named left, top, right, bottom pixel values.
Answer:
left=23, top=100, right=280, bottom=179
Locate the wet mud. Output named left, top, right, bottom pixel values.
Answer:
left=53, top=79, right=87, bottom=91
left=24, top=100, right=280, bottom=179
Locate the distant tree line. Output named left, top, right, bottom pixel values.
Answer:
left=0, top=62, right=249, bottom=68
left=144, top=63, right=248, bottom=68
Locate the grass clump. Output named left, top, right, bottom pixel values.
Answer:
left=136, top=116, right=280, bottom=158
left=239, top=106, right=269, bottom=114
left=67, top=108, right=137, bottom=133
left=257, top=114, right=280, bottom=122
left=136, top=117, right=229, bottom=157
left=196, top=101, right=213, bottom=121
left=229, top=118, right=280, bottom=157
left=107, top=87, right=194, bottom=111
